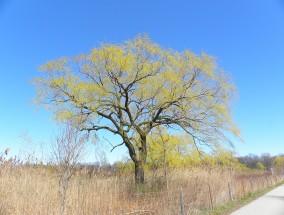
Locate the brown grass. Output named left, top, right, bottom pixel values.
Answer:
left=0, top=160, right=283, bottom=215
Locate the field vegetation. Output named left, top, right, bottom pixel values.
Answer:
left=1, top=147, right=283, bottom=215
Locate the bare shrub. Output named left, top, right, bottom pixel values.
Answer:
left=51, top=124, right=88, bottom=215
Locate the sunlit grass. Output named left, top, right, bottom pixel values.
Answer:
left=0, top=159, right=282, bottom=214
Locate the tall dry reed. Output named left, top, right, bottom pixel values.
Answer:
left=0, top=161, right=282, bottom=215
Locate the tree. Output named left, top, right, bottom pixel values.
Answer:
left=147, top=127, right=189, bottom=170
left=238, top=154, right=259, bottom=169
left=256, top=162, right=266, bottom=170
left=51, top=124, right=87, bottom=215
left=212, top=149, right=242, bottom=170
left=34, top=35, right=240, bottom=184
left=260, top=153, right=273, bottom=170
left=147, top=127, right=190, bottom=188
left=274, top=156, right=284, bottom=174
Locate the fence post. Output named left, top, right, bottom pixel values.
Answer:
left=228, top=182, right=233, bottom=201
left=208, top=183, right=213, bottom=210
left=249, top=178, right=253, bottom=191
left=241, top=180, right=245, bottom=196
left=180, top=188, right=186, bottom=215
left=273, top=176, right=276, bottom=184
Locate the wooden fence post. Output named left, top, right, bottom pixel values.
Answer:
left=249, top=178, right=253, bottom=191
left=241, top=180, right=245, bottom=196
left=228, top=182, right=233, bottom=201
left=180, top=188, right=186, bottom=215
left=208, top=183, right=213, bottom=210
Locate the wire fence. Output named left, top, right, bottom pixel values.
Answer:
left=116, top=174, right=284, bottom=215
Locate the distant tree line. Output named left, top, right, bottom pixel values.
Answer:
left=237, top=153, right=284, bottom=171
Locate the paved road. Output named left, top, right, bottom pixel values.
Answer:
left=230, top=184, right=284, bottom=215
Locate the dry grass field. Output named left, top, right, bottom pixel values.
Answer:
left=0, top=158, right=282, bottom=215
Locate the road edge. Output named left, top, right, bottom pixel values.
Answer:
left=200, top=180, right=284, bottom=215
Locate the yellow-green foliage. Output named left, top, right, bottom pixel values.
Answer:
left=145, top=128, right=242, bottom=170
left=185, top=149, right=244, bottom=170
left=147, top=129, right=190, bottom=169
left=274, top=156, right=284, bottom=170
left=256, top=162, right=266, bottom=170
left=33, top=35, right=240, bottom=178
left=213, top=150, right=242, bottom=168
left=115, top=160, right=135, bottom=173
left=34, top=35, right=239, bottom=135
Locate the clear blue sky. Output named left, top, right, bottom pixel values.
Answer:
left=1, top=0, right=284, bottom=163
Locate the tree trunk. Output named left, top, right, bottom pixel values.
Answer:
left=134, top=134, right=147, bottom=184
left=135, top=161, right=145, bottom=184
left=123, top=133, right=147, bottom=184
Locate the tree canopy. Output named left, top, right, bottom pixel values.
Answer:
left=34, top=35, right=240, bottom=183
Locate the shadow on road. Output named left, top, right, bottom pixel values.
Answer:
left=265, top=195, right=284, bottom=201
